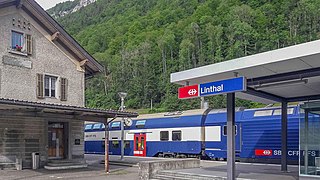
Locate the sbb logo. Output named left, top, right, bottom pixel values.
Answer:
left=263, top=150, right=271, bottom=155
left=255, top=149, right=273, bottom=156
left=188, top=89, right=197, bottom=95
left=178, top=85, right=199, bottom=99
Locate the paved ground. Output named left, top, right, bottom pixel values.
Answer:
left=0, top=155, right=316, bottom=180
left=169, top=160, right=299, bottom=180
left=0, top=155, right=140, bottom=180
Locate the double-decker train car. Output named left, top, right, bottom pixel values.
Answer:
left=85, top=106, right=301, bottom=164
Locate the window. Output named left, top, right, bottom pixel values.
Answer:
left=223, top=125, right=237, bottom=136
left=44, top=75, right=57, bottom=98
left=124, top=140, right=130, bottom=149
left=92, top=124, right=102, bottom=130
left=273, top=108, right=294, bottom=116
left=253, top=110, right=273, bottom=117
left=172, top=131, right=182, bottom=141
left=112, top=141, right=119, bottom=148
left=37, top=74, right=67, bottom=100
left=135, top=136, right=139, bottom=150
left=11, top=31, right=32, bottom=55
left=11, top=31, right=23, bottom=49
left=160, top=131, right=169, bottom=141
left=111, top=122, right=120, bottom=128
left=136, top=120, right=146, bottom=128
left=85, top=124, right=93, bottom=130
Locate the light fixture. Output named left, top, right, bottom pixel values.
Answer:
left=253, top=79, right=308, bottom=90
left=118, top=92, right=127, bottom=99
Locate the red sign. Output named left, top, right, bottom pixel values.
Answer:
left=255, top=149, right=273, bottom=156
left=178, top=85, right=199, bottom=99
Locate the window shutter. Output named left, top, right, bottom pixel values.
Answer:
left=60, top=78, right=68, bottom=101
left=36, top=74, right=44, bottom=99
left=26, top=34, right=32, bottom=55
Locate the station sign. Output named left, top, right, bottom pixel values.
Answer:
left=178, top=85, right=199, bottom=99
left=178, top=77, right=246, bottom=99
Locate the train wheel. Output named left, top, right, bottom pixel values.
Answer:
left=180, top=154, right=187, bottom=159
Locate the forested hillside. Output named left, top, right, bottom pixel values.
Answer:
left=51, top=0, right=320, bottom=112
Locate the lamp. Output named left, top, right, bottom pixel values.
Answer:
left=253, top=79, right=308, bottom=90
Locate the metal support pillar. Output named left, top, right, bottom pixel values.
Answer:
left=227, top=93, right=235, bottom=180
left=104, top=122, right=110, bottom=173
left=281, top=102, right=288, bottom=172
left=304, top=110, right=309, bottom=174
left=121, top=118, right=125, bottom=160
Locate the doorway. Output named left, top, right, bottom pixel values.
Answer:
left=48, top=122, right=68, bottom=159
left=134, top=133, right=146, bottom=157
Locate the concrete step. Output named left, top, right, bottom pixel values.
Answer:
left=155, top=171, right=227, bottom=180
left=44, top=164, right=88, bottom=170
left=47, top=162, right=86, bottom=167
left=0, top=163, right=17, bottom=170
left=45, top=160, right=88, bottom=170
left=153, top=174, right=195, bottom=180
left=48, top=159, right=83, bottom=164
left=100, top=160, right=136, bottom=167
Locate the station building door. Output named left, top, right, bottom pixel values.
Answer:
left=48, top=122, right=68, bottom=159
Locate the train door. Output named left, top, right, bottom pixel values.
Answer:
left=134, top=133, right=146, bottom=157
left=222, top=123, right=241, bottom=152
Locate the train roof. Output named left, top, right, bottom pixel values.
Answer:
left=86, top=106, right=300, bottom=125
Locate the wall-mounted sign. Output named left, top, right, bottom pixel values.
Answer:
left=199, top=77, right=246, bottom=97
left=178, top=85, right=199, bottom=99
left=75, top=139, right=81, bottom=145
left=178, top=77, right=246, bottom=99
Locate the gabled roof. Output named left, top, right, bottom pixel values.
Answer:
left=0, top=0, right=104, bottom=77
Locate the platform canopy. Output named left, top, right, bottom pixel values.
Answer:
left=171, top=40, right=320, bottom=104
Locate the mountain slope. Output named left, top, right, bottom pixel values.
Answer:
left=49, top=0, right=320, bottom=111
left=47, top=0, right=96, bottom=18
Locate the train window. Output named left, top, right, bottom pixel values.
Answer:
left=254, top=110, right=273, bottom=117
left=273, top=108, right=294, bottom=115
left=135, top=136, right=139, bottom=150
left=136, top=120, right=146, bottom=128
left=172, top=131, right=182, bottom=141
left=101, top=124, right=106, bottom=130
left=85, top=124, right=93, bottom=130
left=223, top=125, right=237, bottom=136
left=112, top=141, right=119, bottom=148
left=124, top=141, right=130, bottom=149
left=160, top=131, right=169, bottom=141
left=111, top=122, right=120, bottom=128
left=93, top=123, right=102, bottom=130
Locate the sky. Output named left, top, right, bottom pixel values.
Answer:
left=36, top=0, right=69, bottom=10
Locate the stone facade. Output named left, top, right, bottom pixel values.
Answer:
left=0, top=6, right=85, bottom=107
left=0, top=4, right=89, bottom=168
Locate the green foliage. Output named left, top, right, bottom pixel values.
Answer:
left=50, top=0, right=320, bottom=111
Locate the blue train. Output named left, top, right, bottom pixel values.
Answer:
left=85, top=106, right=303, bottom=164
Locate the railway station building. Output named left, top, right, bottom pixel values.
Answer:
left=0, top=0, right=137, bottom=169
left=171, top=40, right=320, bottom=179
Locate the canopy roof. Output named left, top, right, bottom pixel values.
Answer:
left=171, top=40, right=320, bottom=104
left=0, top=98, right=138, bottom=123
